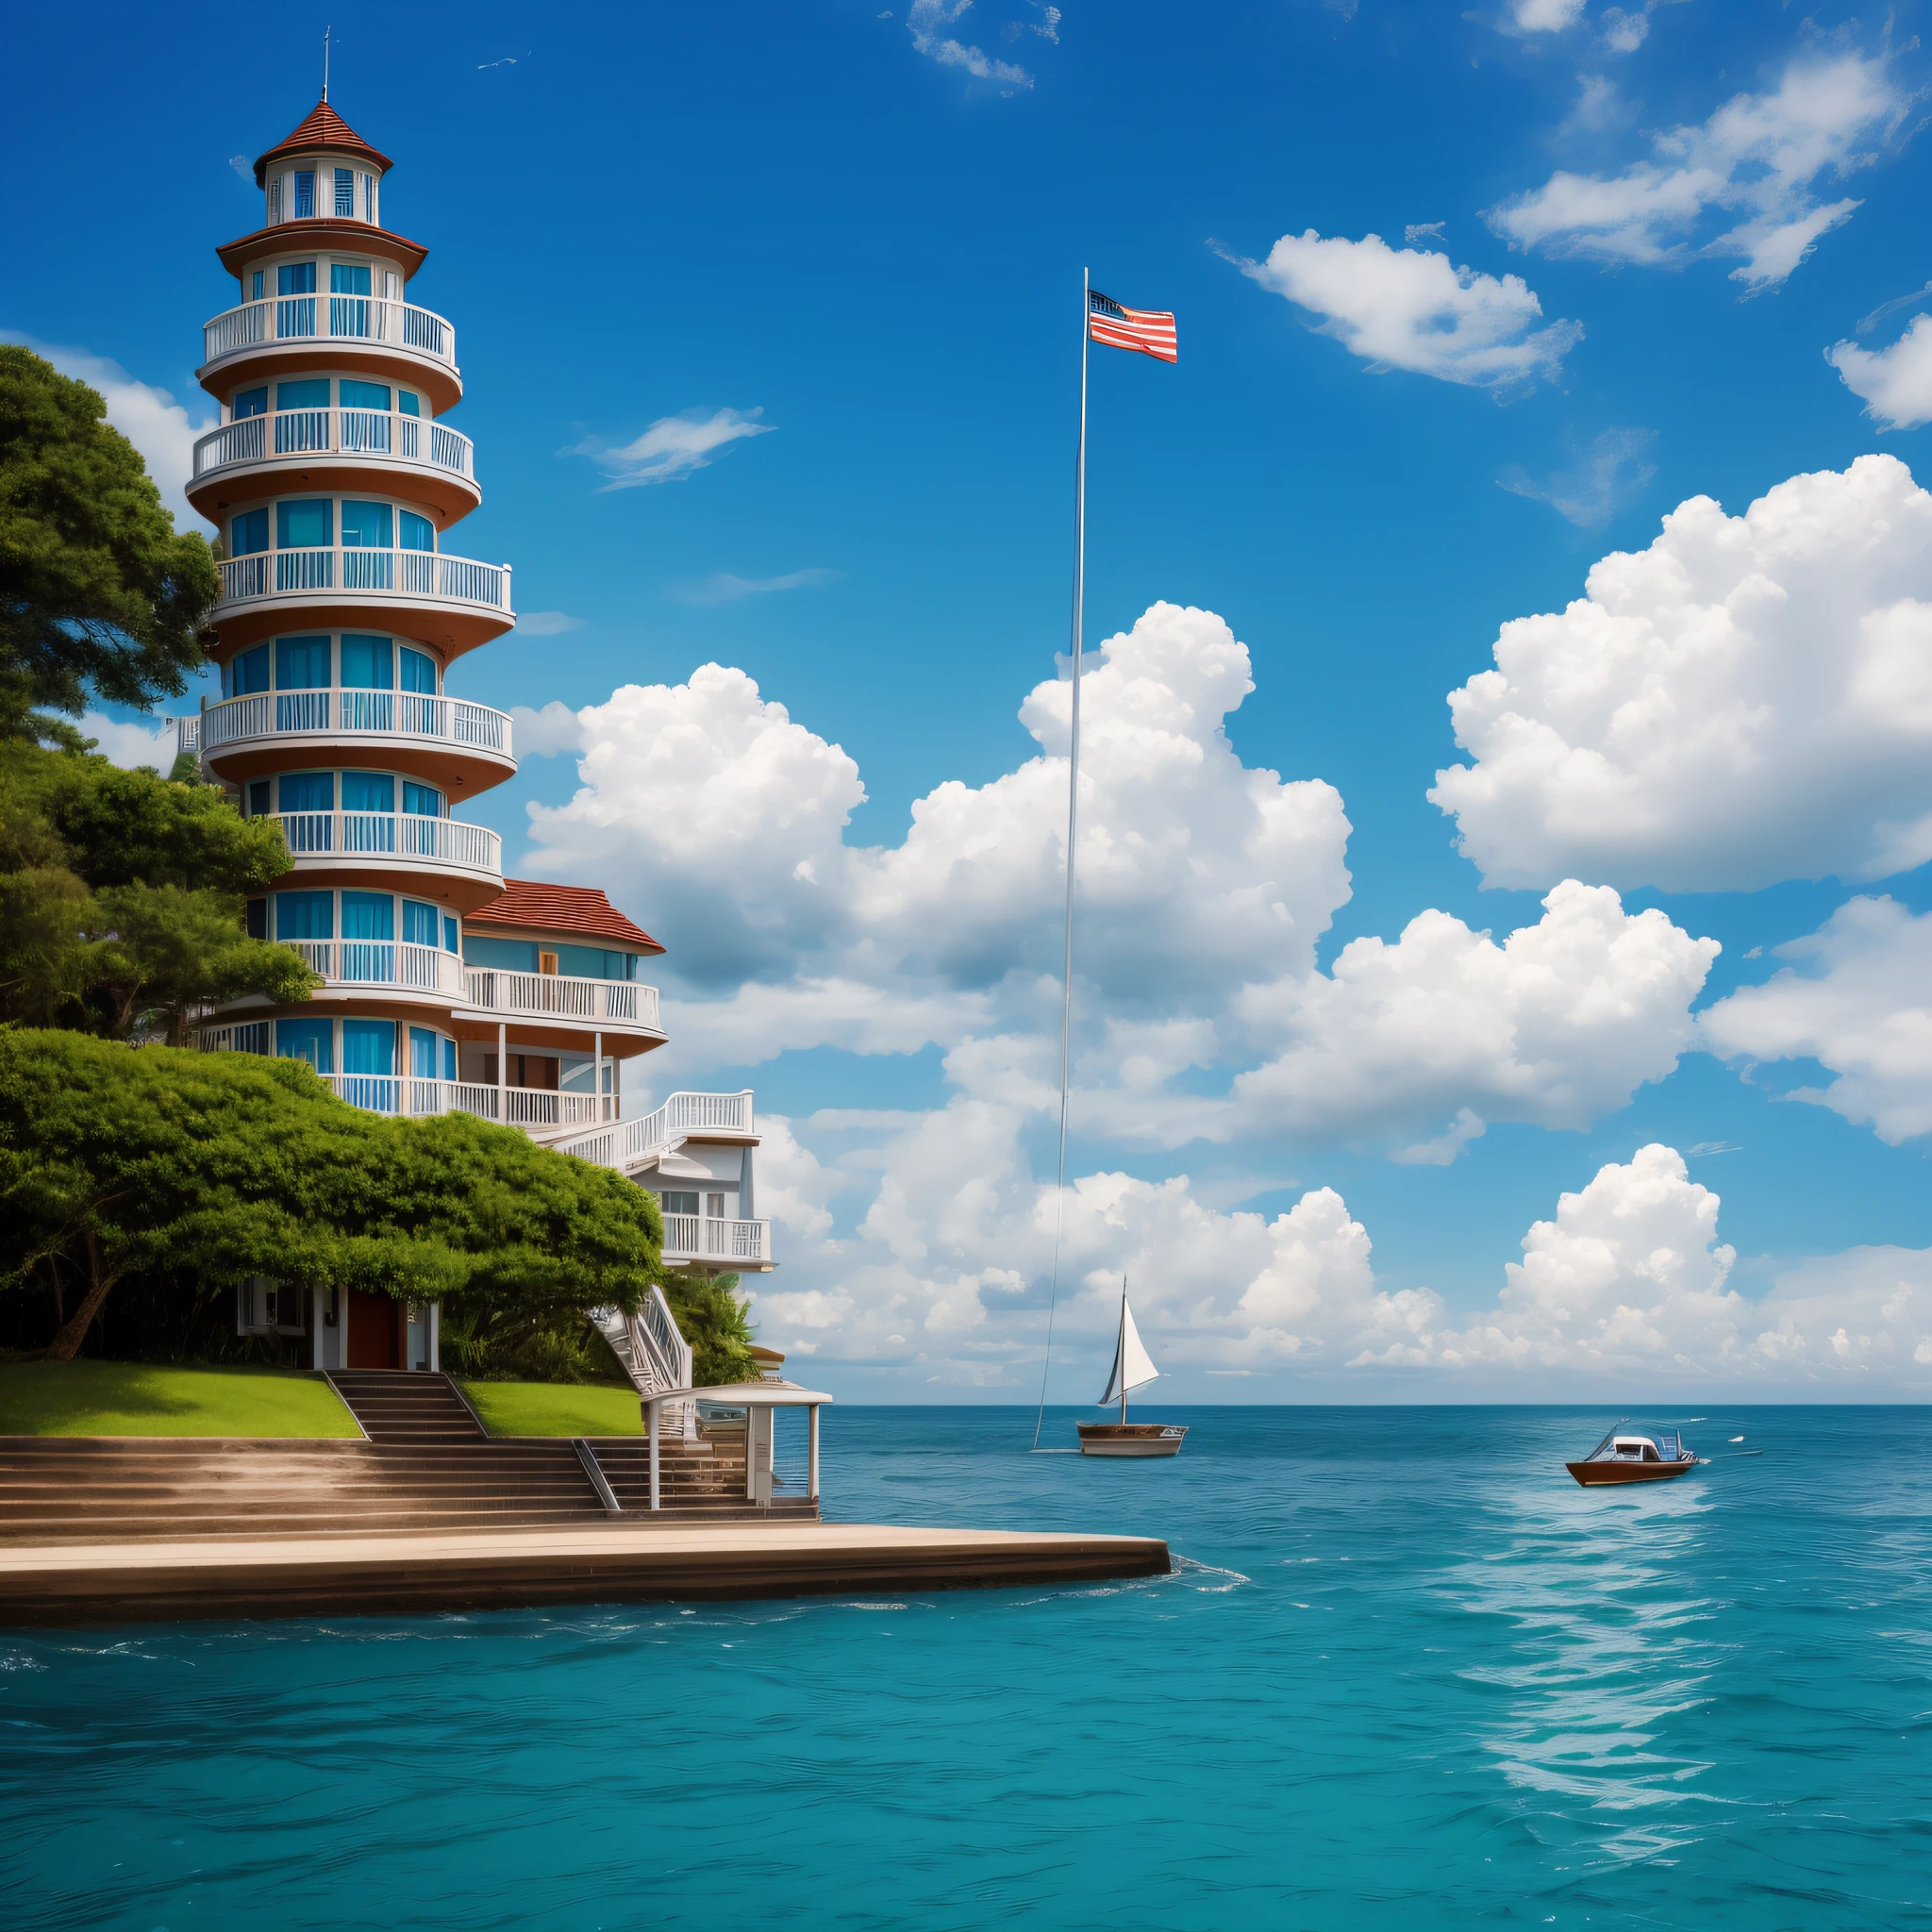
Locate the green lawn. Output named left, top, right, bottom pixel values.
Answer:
left=457, top=1379, right=644, bottom=1438
left=0, top=1359, right=360, bottom=1438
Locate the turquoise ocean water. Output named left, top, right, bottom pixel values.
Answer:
left=4, top=1405, right=1929, bottom=1930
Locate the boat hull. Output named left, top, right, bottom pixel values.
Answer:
left=1077, top=1424, right=1187, bottom=1458
left=1565, top=1457, right=1695, bottom=1487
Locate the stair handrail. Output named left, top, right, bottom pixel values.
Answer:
left=589, top=1284, right=695, bottom=1439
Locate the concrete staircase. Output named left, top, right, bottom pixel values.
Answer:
left=325, top=1370, right=488, bottom=1444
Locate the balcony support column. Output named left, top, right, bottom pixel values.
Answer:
left=594, top=1029, right=604, bottom=1120
left=497, top=1022, right=506, bottom=1122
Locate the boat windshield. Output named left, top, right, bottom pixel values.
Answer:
left=1585, top=1431, right=1618, bottom=1460
left=1655, top=1430, right=1682, bottom=1461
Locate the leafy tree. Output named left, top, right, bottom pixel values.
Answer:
left=0, top=1030, right=663, bottom=1359
left=0, top=740, right=308, bottom=1041
left=662, top=1269, right=760, bottom=1387
left=0, top=346, right=220, bottom=741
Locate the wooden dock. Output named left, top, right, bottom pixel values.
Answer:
left=0, top=1520, right=1173, bottom=1628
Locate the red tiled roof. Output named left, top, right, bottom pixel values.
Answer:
left=254, top=100, right=394, bottom=186
left=465, top=880, right=665, bottom=955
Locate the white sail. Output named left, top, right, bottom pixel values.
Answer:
left=1098, top=1296, right=1159, bottom=1406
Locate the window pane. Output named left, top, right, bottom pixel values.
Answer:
left=329, top=262, right=372, bottom=294
left=231, top=508, right=270, bottom=556
left=341, top=1019, right=395, bottom=1074
left=339, top=378, right=391, bottom=410
left=341, top=891, right=394, bottom=941
left=275, top=378, right=330, bottom=410
left=442, top=914, right=459, bottom=955
left=278, top=772, right=335, bottom=813
left=360, top=173, right=375, bottom=224
left=275, top=1016, right=333, bottom=1073
left=442, top=1037, right=457, bottom=1080
left=251, top=270, right=264, bottom=300
left=341, top=772, right=395, bottom=813
left=340, top=634, right=393, bottom=689
left=246, top=780, right=271, bottom=817
left=334, top=169, right=355, bottom=218
left=661, top=1191, right=700, bottom=1216
left=293, top=173, right=315, bottom=218
left=232, top=642, right=271, bottom=693
left=396, top=390, right=420, bottom=417
left=276, top=260, right=316, bottom=295
left=245, top=897, right=268, bottom=939
left=340, top=500, right=392, bottom=549
left=231, top=387, right=268, bottom=419
left=409, top=1026, right=439, bottom=1077
left=276, top=499, right=332, bottom=548
left=274, top=891, right=334, bottom=940
left=275, top=636, right=331, bottom=689
left=402, top=901, right=440, bottom=946
left=398, top=510, right=435, bottom=554
left=402, top=781, right=441, bottom=816
left=399, top=647, right=437, bottom=693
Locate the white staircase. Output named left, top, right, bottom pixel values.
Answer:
left=591, top=1286, right=696, bottom=1439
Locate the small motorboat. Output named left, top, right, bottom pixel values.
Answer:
left=1077, top=1282, right=1187, bottom=1458
left=1565, top=1426, right=1696, bottom=1486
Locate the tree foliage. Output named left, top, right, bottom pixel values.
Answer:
left=0, top=1030, right=663, bottom=1359
left=0, top=739, right=308, bottom=1041
left=661, top=1270, right=760, bottom=1388
left=0, top=346, right=220, bottom=740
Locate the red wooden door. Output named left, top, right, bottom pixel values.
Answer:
left=346, top=1289, right=400, bottom=1368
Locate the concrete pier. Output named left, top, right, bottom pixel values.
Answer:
left=0, top=1521, right=1172, bottom=1628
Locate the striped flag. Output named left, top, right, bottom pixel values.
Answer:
left=1088, top=289, right=1177, bottom=363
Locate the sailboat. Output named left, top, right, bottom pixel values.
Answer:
left=1076, top=1283, right=1187, bottom=1457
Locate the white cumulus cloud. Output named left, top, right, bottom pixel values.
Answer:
left=1431, top=455, right=1932, bottom=892
left=1701, top=896, right=1932, bottom=1145
left=1224, top=230, right=1581, bottom=391
left=77, top=712, right=181, bottom=770
left=1487, top=52, right=1910, bottom=291
left=908, top=0, right=1032, bottom=87
left=564, top=407, right=773, bottom=490
left=1827, top=313, right=1932, bottom=430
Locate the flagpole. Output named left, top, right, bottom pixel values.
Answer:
left=1032, top=268, right=1089, bottom=1452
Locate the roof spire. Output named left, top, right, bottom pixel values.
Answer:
left=323, top=23, right=330, bottom=101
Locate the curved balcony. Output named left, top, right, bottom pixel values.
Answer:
left=198, top=690, right=514, bottom=792
left=271, top=809, right=503, bottom=887
left=211, top=546, right=512, bottom=658
left=281, top=937, right=467, bottom=998
left=199, top=293, right=460, bottom=411
left=189, top=408, right=478, bottom=524
left=458, top=969, right=661, bottom=1032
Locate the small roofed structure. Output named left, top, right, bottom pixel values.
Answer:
left=643, top=1378, right=832, bottom=1511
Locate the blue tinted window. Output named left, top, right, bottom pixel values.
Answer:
left=397, top=391, right=420, bottom=417
left=558, top=945, right=634, bottom=981
left=402, top=782, right=441, bottom=817
left=329, top=262, right=372, bottom=294
left=398, top=510, right=435, bottom=553
left=341, top=501, right=392, bottom=549
left=277, top=260, right=316, bottom=294
left=278, top=772, right=334, bottom=813
left=339, top=379, right=390, bottom=409
left=341, top=1019, right=394, bottom=1074
left=276, top=499, right=332, bottom=548
left=442, top=914, right=459, bottom=955
left=231, top=387, right=268, bottom=419
left=292, top=174, right=315, bottom=220
left=229, top=643, right=271, bottom=694
left=442, top=1037, right=457, bottom=1079
left=247, top=780, right=271, bottom=818
left=399, top=647, right=436, bottom=693
left=409, top=1026, right=439, bottom=1077
left=402, top=901, right=441, bottom=946
left=341, top=891, right=393, bottom=941
left=275, top=1016, right=333, bottom=1073
left=341, top=772, right=394, bottom=812
left=251, top=271, right=263, bottom=301
left=275, top=636, right=330, bottom=689
left=274, top=891, right=333, bottom=941
left=333, top=170, right=355, bottom=220
left=463, top=937, right=541, bottom=972
left=275, top=378, right=329, bottom=409
left=231, top=508, right=270, bottom=555
left=340, top=635, right=392, bottom=689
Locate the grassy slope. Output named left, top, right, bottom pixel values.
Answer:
left=457, top=1379, right=643, bottom=1438
left=0, top=1360, right=360, bottom=1438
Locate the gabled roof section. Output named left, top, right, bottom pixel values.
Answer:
left=465, top=880, right=665, bottom=956
left=254, top=100, right=394, bottom=186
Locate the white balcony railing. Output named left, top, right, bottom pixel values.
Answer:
left=270, top=811, right=502, bottom=874
left=216, top=547, right=509, bottom=615
left=202, top=294, right=457, bottom=372
left=549, top=1091, right=756, bottom=1174
left=193, top=408, right=474, bottom=483
left=281, top=938, right=465, bottom=995
left=314, top=1076, right=612, bottom=1124
left=201, top=691, right=511, bottom=758
left=661, top=1215, right=771, bottom=1265
left=460, top=969, right=659, bottom=1028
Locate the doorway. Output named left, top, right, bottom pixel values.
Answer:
left=346, top=1289, right=402, bottom=1369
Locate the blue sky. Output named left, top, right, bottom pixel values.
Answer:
left=9, top=0, right=1932, bottom=1399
